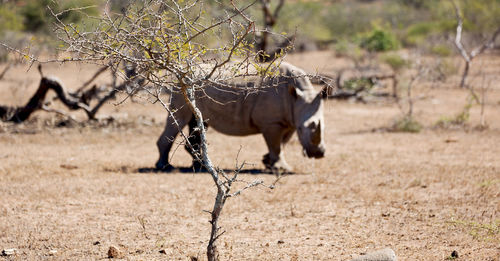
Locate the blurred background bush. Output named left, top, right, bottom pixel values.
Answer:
left=0, top=0, right=499, bottom=57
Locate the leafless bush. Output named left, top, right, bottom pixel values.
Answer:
left=391, top=54, right=428, bottom=133
left=434, top=63, right=492, bottom=130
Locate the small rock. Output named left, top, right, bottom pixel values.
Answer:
left=350, top=248, right=397, bottom=261
left=159, top=249, right=171, bottom=255
left=60, top=164, right=78, bottom=170
left=107, top=246, right=123, bottom=259
left=48, top=250, right=58, bottom=256
left=93, top=241, right=101, bottom=245
left=451, top=250, right=459, bottom=258
left=1, top=248, right=17, bottom=256
left=445, top=138, right=458, bottom=143
left=277, top=240, right=285, bottom=244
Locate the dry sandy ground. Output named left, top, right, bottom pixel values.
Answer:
left=0, top=52, right=499, bottom=260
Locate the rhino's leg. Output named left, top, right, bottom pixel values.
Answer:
left=261, top=126, right=292, bottom=172
left=185, top=116, right=208, bottom=172
left=156, top=107, right=192, bottom=171
left=282, top=128, right=295, bottom=144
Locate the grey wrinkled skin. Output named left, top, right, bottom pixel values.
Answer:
left=156, top=62, right=326, bottom=172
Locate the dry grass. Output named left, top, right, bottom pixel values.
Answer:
left=0, top=52, right=499, bottom=260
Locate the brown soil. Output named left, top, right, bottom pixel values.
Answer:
left=0, top=51, right=499, bottom=260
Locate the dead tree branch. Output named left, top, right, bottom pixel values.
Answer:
left=257, top=0, right=287, bottom=62
left=451, top=0, right=500, bottom=88
left=0, top=65, right=126, bottom=123
left=1, top=75, right=89, bottom=122
left=75, top=65, right=109, bottom=94
left=315, top=71, right=397, bottom=101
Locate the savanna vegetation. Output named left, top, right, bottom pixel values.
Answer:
left=0, top=0, right=499, bottom=260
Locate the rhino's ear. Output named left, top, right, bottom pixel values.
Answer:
left=288, top=85, right=304, bottom=99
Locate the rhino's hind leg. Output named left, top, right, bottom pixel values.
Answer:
left=185, top=116, right=208, bottom=172
left=156, top=107, right=192, bottom=171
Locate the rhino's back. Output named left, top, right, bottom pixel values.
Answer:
left=196, top=83, right=291, bottom=136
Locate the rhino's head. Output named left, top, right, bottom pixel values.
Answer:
left=288, top=75, right=326, bottom=159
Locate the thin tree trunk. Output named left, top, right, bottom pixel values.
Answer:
left=460, top=61, right=470, bottom=89
left=392, top=76, right=398, bottom=100
left=407, top=80, right=413, bottom=118
left=207, top=188, right=225, bottom=261
left=180, top=82, right=227, bottom=261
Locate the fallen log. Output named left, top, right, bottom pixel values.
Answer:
left=0, top=64, right=123, bottom=123
left=0, top=76, right=90, bottom=122
left=316, top=70, right=398, bottom=100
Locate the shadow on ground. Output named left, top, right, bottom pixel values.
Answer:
left=136, top=166, right=294, bottom=175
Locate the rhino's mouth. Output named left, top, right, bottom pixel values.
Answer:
left=303, top=147, right=325, bottom=158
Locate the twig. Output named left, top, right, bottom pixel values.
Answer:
left=226, top=180, right=264, bottom=198
left=0, top=62, right=12, bottom=81
left=75, top=65, right=109, bottom=94
left=41, top=105, right=79, bottom=122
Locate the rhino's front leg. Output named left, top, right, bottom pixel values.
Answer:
left=261, top=125, right=292, bottom=173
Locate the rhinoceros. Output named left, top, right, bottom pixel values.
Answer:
left=155, top=62, right=325, bottom=172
